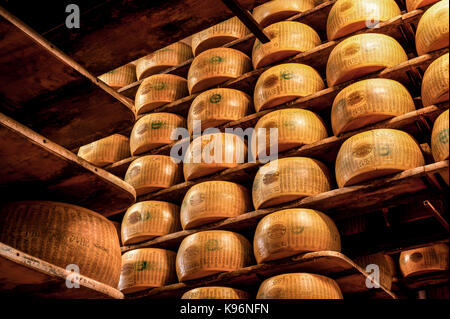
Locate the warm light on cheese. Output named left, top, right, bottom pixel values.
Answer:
left=256, top=273, right=343, bottom=299
left=354, top=253, right=394, bottom=290
left=406, top=0, right=440, bottom=11
left=191, top=17, right=250, bottom=56
left=182, top=286, right=250, bottom=299
left=121, top=201, right=181, bottom=245
left=331, top=78, right=416, bottom=135
left=431, top=110, right=449, bottom=162
left=118, top=248, right=177, bottom=294
left=252, top=0, right=316, bottom=28
left=0, top=201, right=121, bottom=288
left=253, top=208, right=341, bottom=264
left=77, top=134, right=130, bottom=167
left=98, top=63, right=136, bottom=89
left=187, top=48, right=252, bottom=94
left=326, top=0, right=401, bottom=40
left=187, top=88, right=252, bottom=135
left=130, top=112, right=186, bottom=156
left=399, top=243, right=449, bottom=277
left=421, top=53, right=449, bottom=107
left=252, top=157, right=332, bottom=209
left=135, top=74, right=188, bottom=115
left=335, top=129, right=425, bottom=187
left=326, top=33, right=408, bottom=86
left=176, top=230, right=254, bottom=281
left=254, top=63, right=325, bottom=112
left=124, top=155, right=183, bottom=196
left=136, top=42, right=193, bottom=81
left=415, top=0, right=449, bottom=56
left=180, top=181, right=252, bottom=229
left=252, top=21, right=321, bottom=69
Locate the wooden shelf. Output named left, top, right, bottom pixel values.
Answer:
left=0, top=6, right=136, bottom=150
left=396, top=271, right=449, bottom=291
left=125, top=251, right=396, bottom=299
left=0, top=112, right=136, bottom=217
left=0, top=242, right=123, bottom=299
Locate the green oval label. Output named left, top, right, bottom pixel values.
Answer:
left=280, top=71, right=295, bottom=80
left=205, top=239, right=220, bottom=251
left=209, top=94, right=222, bottom=103
left=151, top=120, right=165, bottom=129
left=439, top=128, right=449, bottom=144
left=210, top=56, right=224, bottom=64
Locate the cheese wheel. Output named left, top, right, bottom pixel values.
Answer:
left=431, top=109, right=449, bottom=161
left=415, top=0, right=449, bottom=56
left=176, top=230, right=254, bottom=281
left=124, top=155, right=183, bottom=196
left=191, top=17, right=250, bottom=56
left=187, top=88, right=252, bottom=135
left=187, top=48, right=252, bottom=94
left=136, top=42, right=193, bottom=81
left=121, top=201, right=181, bottom=245
left=254, top=208, right=341, bottom=264
left=256, top=273, right=343, bottom=299
left=399, top=243, right=449, bottom=277
left=135, top=74, right=188, bottom=115
left=0, top=201, right=121, bottom=288
left=252, top=21, right=321, bottom=69
left=335, top=129, right=425, bottom=187
left=180, top=181, right=252, bottom=229
left=98, top=63, right=137, bottom=89
left=326, top=33, right=408, bottom=86
left=252, top=0, right=316, bottom=28
left=252, top=157, right=332, bottom=209
left=130, top=113, right=186, bottom=155
left=183, top=132, right=247, bottom=181
left=118, top=248, right=177, bottom=294
left=182, top=286, right=249, bottom=299
left=253, top=108, right=328, bottom=160
left=354, top=253, right=394, bottom=290
left=77, top=134, right=130, bottom=167
left=406, top=0, right=440, bottom=11
left=326, top=0, right=401, bottom=41
left=331, top=78, right=416, bottom=135
left=421, top=53, right=449, bottom=107
left=254, top=63, right=325, bottom=112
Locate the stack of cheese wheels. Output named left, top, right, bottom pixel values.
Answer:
left=0, top=201, right=122, bottom=288
left=191, top=17, right=250, bottom=56
left=415, top=0, right=449, bottom=56
left=326, top=33, right=408, bottom=86
left=252, top=157, right=332, bottom=209
left=335, top=129, right=425, bottom=187
left=121, top=201, right=181, bottom=245
left=431, top=110, right=449, bottom=184
left=254, top=63, right=325, bottom=112
left=252, top=21, right=321, bottom=69
left=421, top=53, right=449, bottom=107
left=187, top=88, right=252, bottom=135
left=124, top=155, right=183, bottom=196
left=406, top=0, right=440, bottom=11
left=256, top=273, right=343, bottom=299
left=354, top=253, right=394, bottom=290
left=183, top=132, right=247, bottom=181
left=326, top=0, right=401, bottom=41
left=135, top=74, right=188, bottom=115
left=399, top=243, right=449, bottom=277
left=182, top=287, right=250, bottom=299
left=136, top=42, right=193, bottom=81
left=252, top=108, right=328, bottom=160
left=252, top=0, right=315, bottom=28
left=331, top=78, right=416, bottom=135
left=118, top=248, right=177, bottom=294
left=187, top=48, right=252, bottom=94
left=253, top=208, right=341, bottom=263
left=77, top=134, right=130, bottom=167
left=180, top=181, right=252, bottom=229
left=98, top=63, right=136, bottom=89
left=130, top=113, right=186, bottom=155
left=176, top=230, right=254, bottom=281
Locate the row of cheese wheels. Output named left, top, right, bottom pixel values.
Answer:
left=97, top=0, right=449, bottom=97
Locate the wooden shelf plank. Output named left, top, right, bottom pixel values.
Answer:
left=125, top=251, right=396, bottom=299
left=397, top=271, right=449, bottom=291
left=0, top=6, right=136, bottom=150
left=0, top=112, right=136, bottom=217
left=0, top=242, right=123, bottom=299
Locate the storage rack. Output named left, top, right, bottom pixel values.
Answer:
left=0, top=0, right=448, bottom=299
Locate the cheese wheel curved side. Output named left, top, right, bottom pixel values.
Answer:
left=421, top=53, right=449, bottom=107
left=78, top=134, right=130, bottom=167
left=399, top=243, right=449, bottom=277
left=98, top=63, right=136, bottom=89
left=182, top=286, right=250, bottom=299
left=252, top=0, right=316, bottom=28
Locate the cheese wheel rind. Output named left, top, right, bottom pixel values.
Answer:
left=252, top=0, right=316, bottom=28
left=406, top=0, right=440, bottom=11
left=78, top=134, right=130, bottom=167
left=399, top=243, right=449, bottom=277
left=421, top=53, right=449, bottom=107
left=182, top=286, right=250, bottom=299
left=431, top=109, right=449, bottom=162
left=98, top=63, right=136, bottom=89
